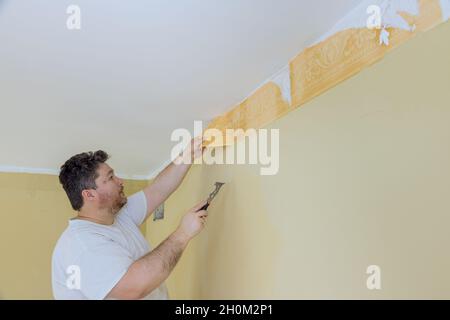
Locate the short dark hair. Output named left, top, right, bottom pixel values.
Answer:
left=59, top=150, right=110, bottom=211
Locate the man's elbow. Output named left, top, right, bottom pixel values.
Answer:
left=106, top=289, right=142, bottom=300
left=106, top=283, right=152, bottom=300
left=106, top=262, right=161, bottom=300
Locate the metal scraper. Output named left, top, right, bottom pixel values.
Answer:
left=197, top=182, right=225, bottom=211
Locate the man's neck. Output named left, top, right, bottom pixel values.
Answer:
left=76, top=207, right=115, bottom=225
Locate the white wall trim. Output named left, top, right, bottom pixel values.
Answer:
left=0, top=166, right=60, bottom=176
left=0, top=166, right=152, bottom=181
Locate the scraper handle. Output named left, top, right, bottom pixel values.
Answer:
left=198, top=202, right=210, bottom=212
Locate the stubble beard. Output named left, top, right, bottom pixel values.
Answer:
left=110, top=190, right=127, bottom=215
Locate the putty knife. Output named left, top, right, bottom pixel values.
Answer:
left=198, top=182, right=225, bottom=211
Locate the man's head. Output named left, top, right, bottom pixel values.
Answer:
left=59, top=151, right=127, bottom=213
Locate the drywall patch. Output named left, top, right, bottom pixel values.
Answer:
left=313, top=0, right=420, bottom=45
left=379, top=28, right=391, bottom=45
left=269, top=65, right=292, bottom=106
left=441, top=0, right=450, bottom=20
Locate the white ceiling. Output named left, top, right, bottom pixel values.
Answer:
left=0, top=0, right=362, bottom=178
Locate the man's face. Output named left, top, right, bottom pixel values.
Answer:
left=94, top=163, right=127, bottom=213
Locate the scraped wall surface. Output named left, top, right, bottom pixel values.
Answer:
left=0, top=172, right=147, bottom=299
left=147, top=21, right=450, bottom=299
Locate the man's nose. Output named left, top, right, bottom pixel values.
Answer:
left=116, top=176, right=124, bottom=186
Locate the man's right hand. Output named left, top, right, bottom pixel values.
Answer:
left=107, top=199, right=209, bottom=300
left=176, top=200, right=209, bottom=242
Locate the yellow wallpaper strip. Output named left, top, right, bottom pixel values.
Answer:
left=205, top=0, right=445, bottom=147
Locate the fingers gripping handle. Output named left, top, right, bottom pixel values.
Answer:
left=196, top=182, right=225, bottom=212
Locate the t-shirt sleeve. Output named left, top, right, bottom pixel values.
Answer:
left=119, top=190, right=148, bottom=226
left=78, top=238, right=134, bottom=300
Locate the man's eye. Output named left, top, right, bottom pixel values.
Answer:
left=110, top=176, right=113, bottom=180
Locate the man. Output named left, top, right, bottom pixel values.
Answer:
left=52, top=138, right=207, bottom=299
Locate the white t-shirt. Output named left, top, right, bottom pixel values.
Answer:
left=51, top=191, right=169, bottom=300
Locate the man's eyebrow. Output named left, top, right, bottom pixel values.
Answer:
left=106, top=169, right=114, bottom=177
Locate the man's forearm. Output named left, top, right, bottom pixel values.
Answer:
left=142, top=153, right=197, bottom=219
left=143, top=138, right=203, bottom=216
left=131, top=228, right=190, bottom=298
left=152, top=156, right=192, bottom=199
left=146, top=227, right=189, bottom=273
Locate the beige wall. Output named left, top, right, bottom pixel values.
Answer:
left=0, top=172, right=147, bottom=299
left=146, top=21, right=450, bottom=299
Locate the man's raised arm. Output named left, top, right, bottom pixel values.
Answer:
left=142, top=137, right=204, bottom=220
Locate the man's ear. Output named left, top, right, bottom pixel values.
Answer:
left=81, top=189, right=97, bottom=202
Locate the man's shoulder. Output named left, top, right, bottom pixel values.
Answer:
left=53, top=224, right=84, bottom=257
left=54, top=221, right=105, bottom=255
